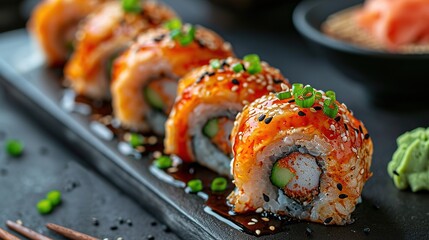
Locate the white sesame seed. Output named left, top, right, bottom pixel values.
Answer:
left=251, top=218, right=258, bottom=222
left=243, top=83, right=248, bottom=88
left=231, top=86, right=239, bottom=92
left=255, top=230, right=261, bottom=235
left=269, top=226, right=276, bottom=231
left=266, top=85, right=274, bottom=91
left=341, top=144, right=345, bottom=150
left=293, top=107, right=299, bottom=112
left=281, top=83, right=289, bottom=91
left=360, top=168, right=365, bottom=175
left=217, top=76, right=224, bottom=81
left=248, top=222, right=256, bottom=225
left=310, top=108, right=317, bottom=113
left=330, top=124, right=336, bottom=131
left=261, top=217, right=269, bottom=222
left=342, top=136, right=348, bottom=142
left=256, top=207, right=263, bottom=213
left=248, top=89, right=255, bottom=94
left=352, top=147, right=357, bottom=153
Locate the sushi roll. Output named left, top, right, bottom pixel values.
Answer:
left=111, top=20, right=234, bottom=134
left=28, top=0, right=104, bottom=66
left=65, top=0, right=177, bottom=99
left=228, top=85, right=373, bottom=225
left=165, top=56, right=290, bottom=176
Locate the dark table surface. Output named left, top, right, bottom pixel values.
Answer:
left=1, top=0, right=429, bottom=239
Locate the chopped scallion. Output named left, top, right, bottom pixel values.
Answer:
left=122, top=0, right=142, bottom=13
left=211, top=177, right=227, bottom=192
left=232, top=63, right=244, bottom=73
left=295, top=86, right=315, bottom=108
left=5, top=139, right=24, bottom=157
left=210, top=59, right=221, bottom=69
left=276, top=91, right=292, bottom=100
left=323, top=99, right=339, bottom=118
left=154, top=155, right=173, bottom=169
left=187, top=179, right=203, bottom=193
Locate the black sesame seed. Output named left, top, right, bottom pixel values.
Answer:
left=196, top=39, right=205, bottom=48
left=126, top=219, right=133, bottom=226
left=162, top=225, right=171, bottom=233
left=153, top=34, right=165, bottom=42
left=273, top=79, right=283, bottom=84
left=263, top=193, right=270, bottom=202
left=92, top=218, right=99, bottom=226
left=324, top=217, right=333, bottom=224
left=264, top=117, right=273, bottom=124
left=393, top=170, right=400, bottom=176
left=339, top=194, right=348, bottom=199
left=298, top=111, right=306, bottom=117
left=364, top=133, right=370, bottom=140
left=354, top=128, right=359, bottom=134
left=288, top=99, right=295, bottom=103
left=363, top=227, right=370, bottom=235
left=232, top=79, right=240, bottom=85
left=305, top=227, right=312, bottom=236
left=337, top=183, right=343, bottom=191
left=314, top=106, right=322, bottom=111
left=207, top=72, right=215, bottom=77
left=118, top=217, right=125, bottom=225
left=258, top=114, right=266, bottom=122
left=344, top=124, right=349, bottom=131
left=147, top=235, right=155, bottom=240
left=334, top=116, right=341, bottom=122
left=150, top=221, right=157, bottom=226
left=359, top=125, right=363, bottom=133
left=110, top=226, right=118, bottom=231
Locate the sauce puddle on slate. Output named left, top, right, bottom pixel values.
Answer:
left=63, top=91, right=298, bottom=236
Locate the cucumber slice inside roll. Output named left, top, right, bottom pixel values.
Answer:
left=203, top=119, right=219, bottom=138
left=270, top=161, right=295, bottom=189
left=143, top=87, right=165, bottom=110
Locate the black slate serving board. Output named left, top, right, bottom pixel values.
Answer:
left=1, top=0, right=429, bottom=238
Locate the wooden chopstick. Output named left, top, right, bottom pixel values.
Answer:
left=0, top=227, right=21, bottom=240
left=6, top=221, right=52, bottom=240
left=45, top=223, right=98, bottom=240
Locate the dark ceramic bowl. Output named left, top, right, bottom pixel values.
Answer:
left=293, top=0, right=429, bottom=107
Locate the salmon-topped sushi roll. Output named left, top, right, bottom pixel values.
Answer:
left=111, top=20, right=233, bottom=134
left=65, top=0, right=177, bottom=99
left=164, top=55, right=290, bottom=176
left=228, top=85, right=373, bottom=225
left=28, top=0, right=104, bottom=66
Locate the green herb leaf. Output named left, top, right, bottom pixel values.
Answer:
left=122, top=0, right=142, bottom=13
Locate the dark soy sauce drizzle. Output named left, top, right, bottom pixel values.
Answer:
left=66, top=92, right=297, bottom=236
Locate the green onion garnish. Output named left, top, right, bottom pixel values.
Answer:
left=315, top=91, right=323, bottom=100
left=211, top=177, right=227, bottom=192
left=170, top=29, right=181, bottom=39
left=164, top=18, right=182, bottom=31
left=323, top=98, right=339, bottom=118
left=179, top=25, right=196, bottom=46
left=210, top=59, right=221, bottom=69
left=232, top=63, right=244, bottom=73
left=46, top=190, right=62, bottom=206
left=292, top=83, right=303, bottom=96
left=37, top=199, right=53, bottom=215
left=5, top=139, right=24, bottom=157
left=187, top=179, right=203, bottom=193
left=243, top=54, right=260, bottom=64
left=247, top=63, right=262, bottom=74
left=243, top=54, right=262, bottom=74
left=325, top=90, right=336, bottom=101
left=121, top=0, right=142, bottom=13
left=154, top=155, right=172, bottom=169
left=129, top=133, right=144, bottom=148
left=295, top=86, right=316, bottom=108
left=276, top=91, right=292, bottom=100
